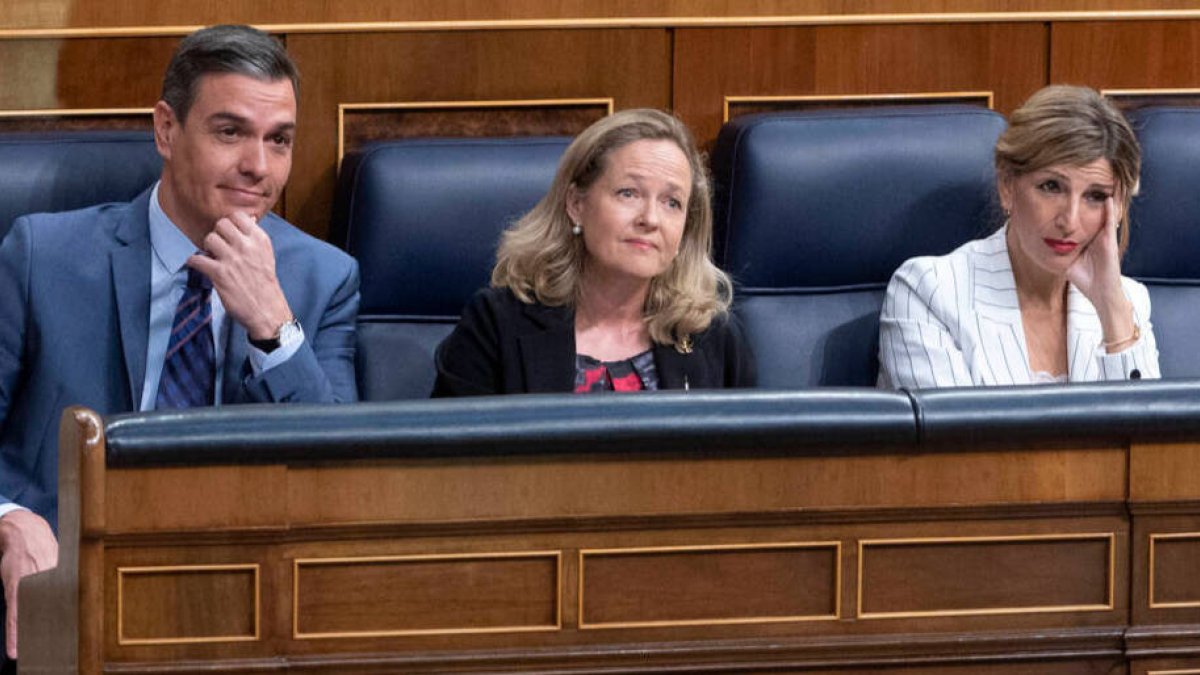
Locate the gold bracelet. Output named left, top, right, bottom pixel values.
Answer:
left=1103, top=322, right=1141, bottom=350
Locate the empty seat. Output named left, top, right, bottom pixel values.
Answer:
left=1125, top=107, right=1200, bottom=378
left=711, top=106, right=1006, bottom=387
left=0, top=130, right=161, bottom=239
left=331, top=136, right=571, bottom=400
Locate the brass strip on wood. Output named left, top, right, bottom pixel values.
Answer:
left=0, top=107, right=153, bottom=118
left=5, top=11, right=1200, bottom=39
left=857, top=532, right=1116, bottom=620
left=116, top=564, right=260, bottom=646
left=336, top=97, right=612, bottom=166
left=1148, top=532, right=1200, bottom=609
left=292, top=550, right=562, bottom=639
left=723, top=91, right=994, bottom=122
left=578, top=541, right=841, bottom=630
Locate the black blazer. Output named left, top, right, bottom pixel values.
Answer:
left=432, top=287, right=756, bottom=396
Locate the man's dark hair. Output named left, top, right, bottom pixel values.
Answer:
left=161, top=24, right=299, bottom=123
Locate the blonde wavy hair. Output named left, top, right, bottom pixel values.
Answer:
left=492, top=108, right=731, bottom=349
left=995, top=84, right=1141, bottom=255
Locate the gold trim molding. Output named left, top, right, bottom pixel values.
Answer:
left=292, top=550, right=562, bottom=640
left=578, top=541, right=841, bottom=630
left=723, top=91, right=993, bottom=122
left=336, top=97, right=613, bottom=166
left=0, top=107, right=153, bottom=119
left=1148, top=671, right=1200, bottom=674
left=5, top=11, right=1200, bottom=40
left=857, top=533, right=1116, bottom=620
left=1148, top=532, right=1200, bottom=609
left=116, top=564, right=260, bottom=646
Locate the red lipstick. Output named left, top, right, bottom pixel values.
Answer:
left=1044, top=238, right=1078, bottom=254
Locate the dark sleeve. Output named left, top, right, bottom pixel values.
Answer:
left=432, top=290, right=504, bottom=397
left=723, top=312, right=757, bottom=388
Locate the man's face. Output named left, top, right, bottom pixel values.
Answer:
left=154, top=72, right=296, bottom=239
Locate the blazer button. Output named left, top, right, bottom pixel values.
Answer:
left=1130, top=369, right=1142, bottom=380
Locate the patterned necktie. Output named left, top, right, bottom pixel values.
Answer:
left=156, top=267, right=215, bottom=409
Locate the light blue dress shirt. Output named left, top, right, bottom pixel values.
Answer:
left=139, top=182, right=302, bottom=411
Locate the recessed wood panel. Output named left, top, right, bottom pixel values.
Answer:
left=580, top=543, right=839, bottom=628
left=118, top=565, right=258, bottom=645
left=673, top=23, right=1046, bottom=148
left=287, top=29, right=669, bottom=238
left=293, top=552, right=560, bottom=638
left=0, top=38, right=177, bottom=110
left=725, top=91, right=992, bottom=122
left=859, top=534, right=1114, bottom=618
left=338, top=98, right=610, bottom=163
left=1150, top=534, right=1200, bottom=607
left=0, top=109, right=151, bottom=133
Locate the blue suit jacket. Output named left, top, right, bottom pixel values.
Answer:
left=0, top=188, right=360, bottom=527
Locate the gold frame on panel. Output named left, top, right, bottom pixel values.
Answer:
left=116, top=563, right=261, bottom=646
left=1148, top=532, right=1200, bottom=609
left=723, top=91, right=994, bottom=123
left=0, top=107, right=153, bottom=119
left=336, top=97, right=614, bottom=166
left=857, top=533, right=1116, bottom=620
left=1149, top=671, right=1200, bottom=675
left=292, top=550, right=563, bottom=640
left=6, top=11, right=1200, bottom=40
left=578, top=541, right=842, bottom=630
left=1103, top=87, right=1200, bottom=100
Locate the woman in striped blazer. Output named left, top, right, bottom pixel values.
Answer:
left=878, top=85, right=1160, bottom=389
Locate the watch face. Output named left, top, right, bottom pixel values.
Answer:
left=279, top=318, right=303, bottom=347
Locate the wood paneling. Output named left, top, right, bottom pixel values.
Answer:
left=859, top=534, right=1115, bottom=618
left=673, top=23, right=1047, bottom=147
left=1051, top=21, right=1200, bottom=89
left=1150, top=535, right=1200, bottom=607
left=580, top=543, right=838, bottom=627
left=294, top=553, right=559, bottom=637
left=287, top=29, right=669, bottom=237
left=339, top=100, right=608, bottom=162
left=0, top=37, right=176, bottom=111
left=118, top=566, right=258, bottom=644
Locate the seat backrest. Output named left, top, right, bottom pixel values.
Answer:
left=0, top=131, right=161, bottom=240
left=711, top=106, right=1007, bottom=387
left=332, top=136, right=571, bottom=400
left=1125, top=107, right=1200, bottom=379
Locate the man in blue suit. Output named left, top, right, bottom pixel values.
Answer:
left=0, top=25, right=359, bottom=661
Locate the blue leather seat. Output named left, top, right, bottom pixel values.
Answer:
left=332, top=136, right=571, bottom=400
left=1125, top=107, right=1200, bottom=379
left=0, top=131, right=161, bottom=240
left=711, top=106, right=1006, bottom=387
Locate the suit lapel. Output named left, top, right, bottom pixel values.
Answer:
left=652, top=343, right=698, bottom=390
left=110, top=190, right=154, bottom=409
left=517, top=302, right=575, bottom=393
left=970, top=229, right=1030, bottom=385
left=222, top=321, right=247, bottom=403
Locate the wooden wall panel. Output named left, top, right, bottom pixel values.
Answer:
left=1051, top=21, right=1200, bottom=90
left=672, top=23, right=1047, bottom=149
left=0, top=37, right=175, bottom=111
left=286, top=29, right=669, bottom=238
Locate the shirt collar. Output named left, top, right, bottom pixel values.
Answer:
left=148, top=181, right=200, bottom=276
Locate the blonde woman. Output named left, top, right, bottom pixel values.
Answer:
left=879, top=85, right=1160, bottom=388
left=433, top=109, right=755, bottom=395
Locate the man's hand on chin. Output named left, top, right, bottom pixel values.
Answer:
left=0, top=510, right=58, bottom=659
left=189, top=211, right=293, bottom=340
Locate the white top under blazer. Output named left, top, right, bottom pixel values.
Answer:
left=878, top=227, right=1160, bottom=389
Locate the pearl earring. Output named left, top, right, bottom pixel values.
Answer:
left=571, top=221, right=582, bottom=235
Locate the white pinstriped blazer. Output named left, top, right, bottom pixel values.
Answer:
left=878, top=228, right=1160, bottom=389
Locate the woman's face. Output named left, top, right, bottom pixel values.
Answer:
left=567, top=138, right=692, bottom=288
left=1000, top=158, right=1117, bottom=279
